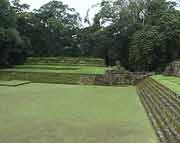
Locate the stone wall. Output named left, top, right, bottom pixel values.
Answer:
left=165, top=61, right=180, bottom=76
left=137, top=77, right=180, bottom=143
left=80, top=75, right=96, bottom=85
left=80, top=70, right=153, bottom=86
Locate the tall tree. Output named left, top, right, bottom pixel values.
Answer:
left=0, top=0, right=24, bottom=67
left=17, top=0, right=82, bottom=57
left=129, top=0, right=180, bottom=71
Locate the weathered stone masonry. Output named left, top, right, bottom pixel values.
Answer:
left=165, top=61, right=180, bottom=77
left=80, top=69, right=153, bottom=86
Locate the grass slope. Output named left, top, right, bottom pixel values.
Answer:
left=151, top=75, right=180, bottom=94
left=0, top=80, right=30, bottom=86
left=0, top=64, right=106, bottom=84
left=2, top=65, right=106, bottom=75
left=0, top=84, right=158, bottom=143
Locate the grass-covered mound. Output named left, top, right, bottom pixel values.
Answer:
left=0, top=57, right=106, bottom=84
left=8, top=65, right=106, bottom=75
left=151, top=75, right=180, bottom=94
left=0, top=84, right=158, bottom=143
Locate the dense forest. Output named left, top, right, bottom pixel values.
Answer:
left=0, top=0, right=180, bottom=71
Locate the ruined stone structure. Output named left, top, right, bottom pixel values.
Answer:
left=80, top=69, right=153, bottom=86
left=165, top=61, right=180, bottom=76
left=137, top=77, right=180, bottom=143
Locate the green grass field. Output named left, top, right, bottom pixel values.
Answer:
left=0, top=84, right=158, bottom=143
left=151, top=75, right=180, bottom=94
left=2, top=65, right=106, bottom=75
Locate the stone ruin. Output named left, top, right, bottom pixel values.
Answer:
left=80, top=69, right=153, bottom=86
left=164, top=61, right=180, bottom=76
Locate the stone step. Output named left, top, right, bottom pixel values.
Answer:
left=142, top=87, right=180, bottom=139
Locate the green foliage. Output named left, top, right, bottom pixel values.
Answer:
left=36, top=0, right=81, bottom=28
left=0, top=0, right=16, bottom=28
left=14, top=0, right=81, bottom=57
left=1, top=0, right=180, bottom=71
left=0, top=0, right=25, bottom=67
left=80, top=0, right=180, bottom=71
left=129, top=26, right=163, bottom=71
left=129, top=0, right=180, bottom=71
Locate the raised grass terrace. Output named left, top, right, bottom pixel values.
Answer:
left=0, top=57, right=107, bottom=84
left=3, top=65, right=106, bottom=75
left=151, top=75, right=180, bottom=94
left=26, top=57, right=105, bottom=66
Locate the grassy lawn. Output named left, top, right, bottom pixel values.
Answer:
left=1, top=65, right=106, bottom=75
left=0, top=84, right=158, bottom=143
left=151, top=75, right=180, bottom=94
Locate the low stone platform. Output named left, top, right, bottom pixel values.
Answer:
left=80, top=69, right=153, bottom=86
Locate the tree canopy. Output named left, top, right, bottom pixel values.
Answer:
left=0, top=0, right=180, bottom=71
left=0, top=0, right=25, bottom=67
